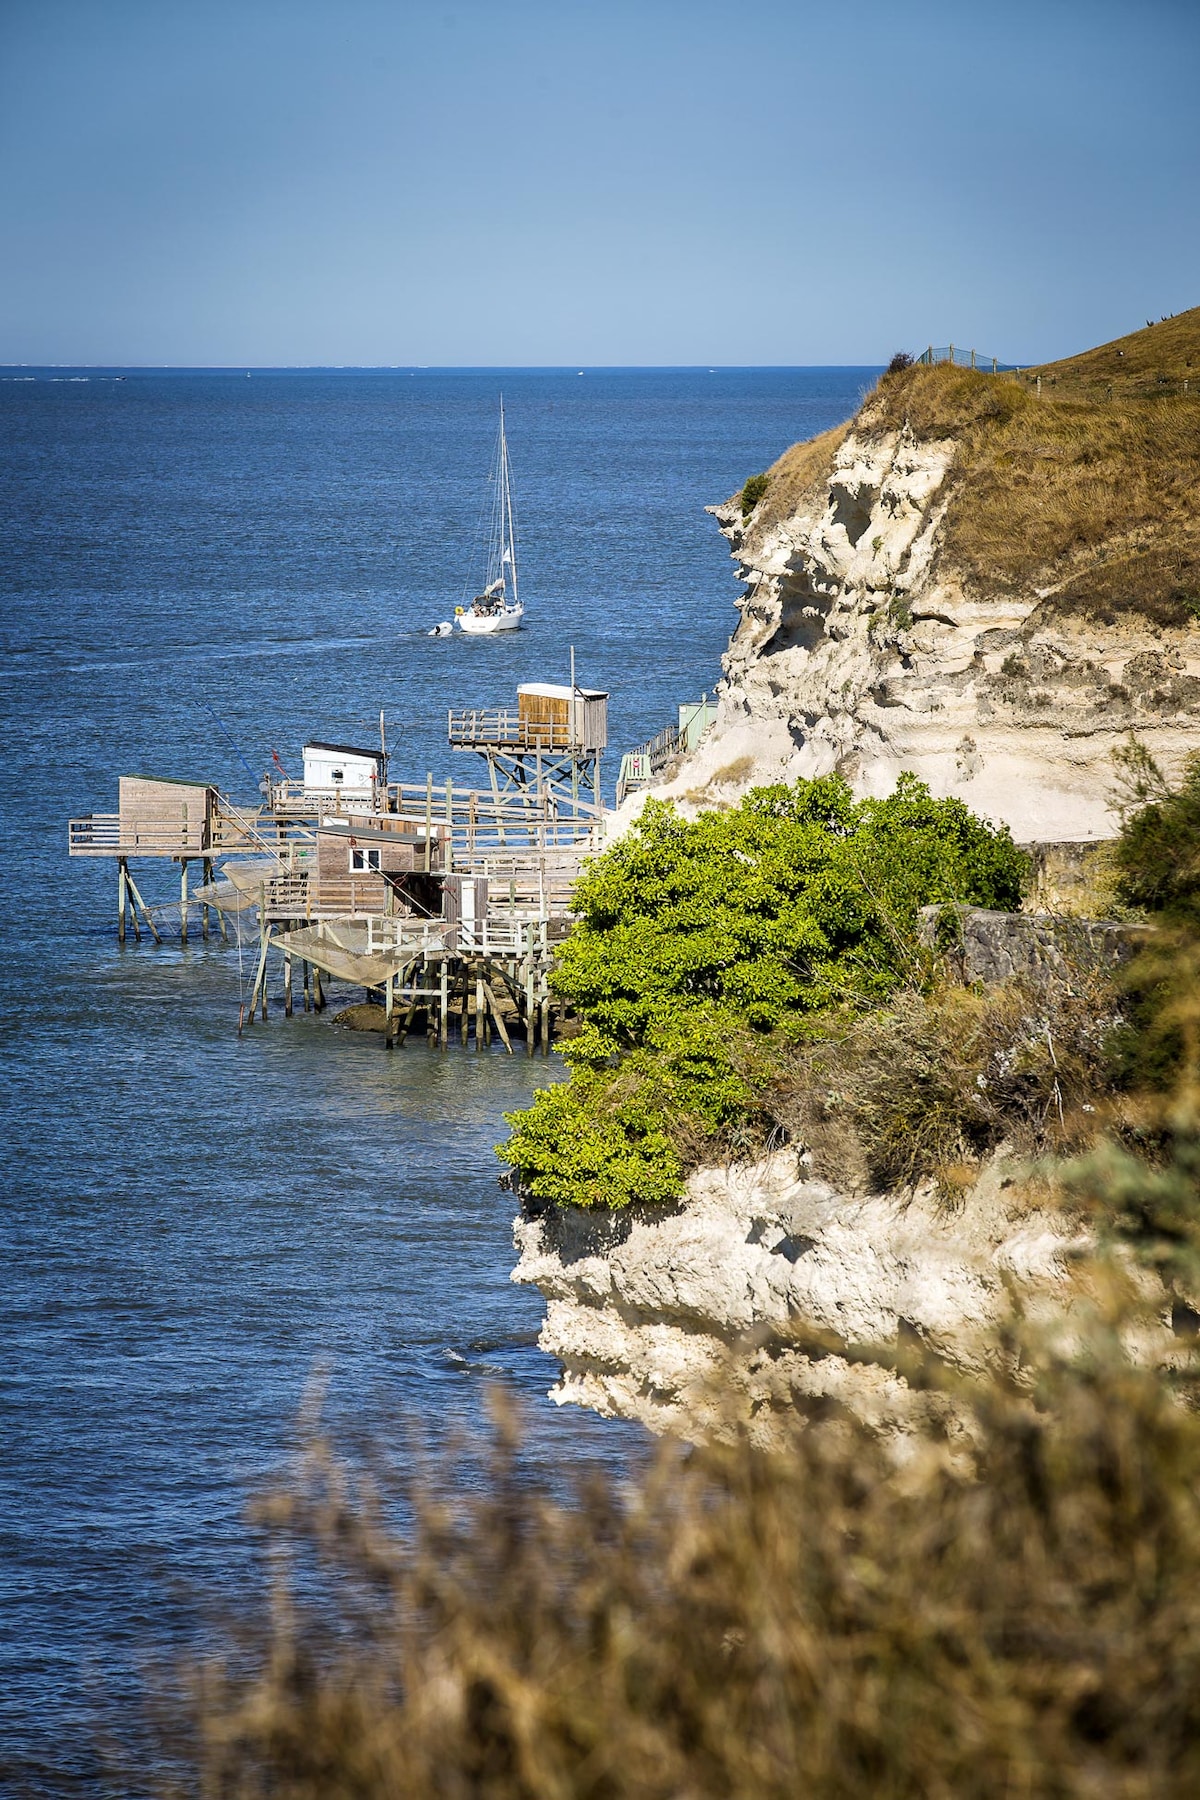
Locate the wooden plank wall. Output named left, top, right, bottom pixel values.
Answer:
left=118, top=778, right=214, bottom=852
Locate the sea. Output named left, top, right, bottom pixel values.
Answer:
left=0, top=365, right=874, bottom=1793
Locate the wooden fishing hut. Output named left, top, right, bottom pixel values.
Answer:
left=448, top=679, right=607, bottom=810
left=67, top=774, right=283, bottom=945
left=249, top=788, right=590, bottom=1053
left=269, top=741, right=386, bottom=819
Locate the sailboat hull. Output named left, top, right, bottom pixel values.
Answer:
left=457, top=604, right=524, bottom=634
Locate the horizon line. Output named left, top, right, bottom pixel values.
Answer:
left=0, top=360, right=896, bottom=371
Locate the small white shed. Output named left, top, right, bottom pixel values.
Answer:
left=302, top=741, right=383, bottom=799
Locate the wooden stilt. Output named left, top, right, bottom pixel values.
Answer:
left=482, top=980, right=514, bottom=1054
left=313, top=965, right=324, bottom=1012
left=439, top=956, right=449, bottom=1049
left=385, top=970, right=395, bottom=1049
left=302, top=959, right=311, bottom=1012
left=180, top=859, right=189, bottom=944
left=525, top=930, right=536, bottom=1055
left=284, top=954, right=293, bottom=1018
left=124, top=867, right=161, bottom=944
left=247, top=924, right=271, bottom=1024
left=201, top=857, right=212, bottom=939
left=118, top=859, right=128, bottom=945
left=475, top=967, right=485, bottom=1052
left=395, top=964, right=420, bottom=1047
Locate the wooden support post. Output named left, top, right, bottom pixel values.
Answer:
left=118, top=859, right=128, bottom=945
left=525, top=935, right=536, bottom=1056
left=313, top=965, right=325, bottom=1012
left=395, top=963, right=421, bottom=1047
left=124, top=867, right=161, bottom=944
left=439, top=956, right=449, bottom=1049
left=302, top=959, right=311, bottom=1012
left=200, top=857, right=211, bottom=939
left=475, top=966, right=485, bottom=1051
left=284, top=954, right=293, bottom=1018
left=180, top=860, right=189, bottom=944
left=425, top=773, right=433, bottom=872
left=247, top=924, right=271, bottom=1024
left=482, top=980, right=513, bottom=1054
left=385, top=969, right=395, bottom=1048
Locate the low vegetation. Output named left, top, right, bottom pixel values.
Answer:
left=737, top=309, right=1200, bottom=627
left=738, top=470, right=769, bottom=517
left=500, top=775, right=1026, bottom=1210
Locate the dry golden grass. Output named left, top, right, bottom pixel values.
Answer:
left=151, top=1292, right=1200, bottom=1800
left=739, top=311, right=1200, bottom=625
left=768, top=973, right=1119, bottom=1197
left=1025, top=303, right=1200, bottom=401
left=733, top=420, right=851, bottom=545
left=941, top=393, right=1200, bottom=618
left=862, top=334, right=1200, bottom=621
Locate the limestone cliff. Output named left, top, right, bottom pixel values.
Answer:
left=650, top=314, right=1200, bottom=841
left=513, top=1149, right=1092, bottom=1446
left=512, top=317, right=1199, bottom=1441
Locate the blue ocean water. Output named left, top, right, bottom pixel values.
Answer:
left=0, top=366, right=872, bottom=1791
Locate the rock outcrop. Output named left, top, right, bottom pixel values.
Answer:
left=513, top=1150, right=1087, bottom=1446
left=641, top=338, right=1200, bottom=842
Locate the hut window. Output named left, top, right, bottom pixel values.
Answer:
left=351, top=847, right=382, bottom=872
left=331, top=767, right=344, bottom=782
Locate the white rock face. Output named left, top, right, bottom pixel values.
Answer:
left=646, top=421, right=1200, bottom=841
left=513, top=1150, right=1087, bottom=1445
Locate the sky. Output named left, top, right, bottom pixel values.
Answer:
left=0, top=0, right=1197, bottom=367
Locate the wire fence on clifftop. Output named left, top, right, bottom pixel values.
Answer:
left=916, top=346, right=1015, bottom=373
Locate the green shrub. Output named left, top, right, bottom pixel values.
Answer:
left=500, top=775, right=1027, bottom=1210
left=1115, top=745, right=1200, bottom=925
left=739, top=471, right=770, bottom=517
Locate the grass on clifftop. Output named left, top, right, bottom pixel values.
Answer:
left=736, top=308, right=1200, bottom=627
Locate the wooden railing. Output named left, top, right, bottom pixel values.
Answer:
left=68, top=814, right=122, bottom=852
left=267, top=779, right=383, bottom=814
left=448, top=709, right=577, bottom=751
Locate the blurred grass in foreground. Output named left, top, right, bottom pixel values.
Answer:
left=145, top=1258, right=1200, bottom=1800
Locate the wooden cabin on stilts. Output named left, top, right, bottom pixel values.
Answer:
left=67, top=678, right=609, bottom=1054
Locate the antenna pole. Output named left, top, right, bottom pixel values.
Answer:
left=570, top=644, right=577, bottom=746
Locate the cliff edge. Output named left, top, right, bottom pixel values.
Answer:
left=654, top=312, right=1200, bottom=840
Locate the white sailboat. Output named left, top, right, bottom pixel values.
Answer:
left=456, top=399, right=525, bottom=634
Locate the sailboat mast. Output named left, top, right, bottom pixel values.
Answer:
left=499, top=398, right=518, bottom=608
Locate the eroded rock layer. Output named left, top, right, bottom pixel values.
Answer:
left=513, top=1151, right=1084, bottom=1446
left=655, top=364, right=1200, bottom=839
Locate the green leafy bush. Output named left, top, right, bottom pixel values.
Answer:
left=739, top=471, right=770, bottom=517
left=500, top=775, right=1026, bottom=1210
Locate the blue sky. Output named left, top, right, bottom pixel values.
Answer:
left=1, top=0, right=1196, bottom=366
